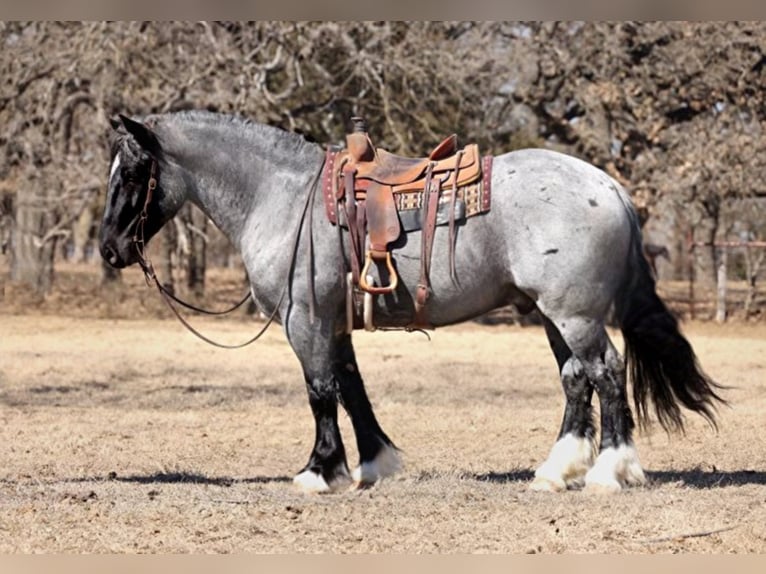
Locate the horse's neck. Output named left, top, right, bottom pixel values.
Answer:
left=163, top=119, right=321, bottom=246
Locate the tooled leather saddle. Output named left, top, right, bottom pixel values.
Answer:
left=322, top=117, right=493, bottom=329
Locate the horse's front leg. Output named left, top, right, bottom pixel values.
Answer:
left=333, top=334, right=401, bottom=487
left=287, top=317, right=352, bottom=493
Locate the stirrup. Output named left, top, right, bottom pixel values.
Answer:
left=359, top=250, right=398, bottom=295
left=345, top=272, right=376, bottom=333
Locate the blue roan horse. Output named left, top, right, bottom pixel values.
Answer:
left=100, top=111, right=723, bottom=493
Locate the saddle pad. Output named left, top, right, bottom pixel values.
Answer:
left=396, top=180, right=490, bottom=232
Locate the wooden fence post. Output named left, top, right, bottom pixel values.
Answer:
left=715, top=247, right=727, bottom=323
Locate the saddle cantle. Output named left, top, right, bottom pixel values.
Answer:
left=322, top=117, right=493, bottom=330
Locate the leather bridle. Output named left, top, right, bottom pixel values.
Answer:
left=131, top=157, right=322, bottom=348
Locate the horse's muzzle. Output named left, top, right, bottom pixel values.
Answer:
left=99, top=241, right=128, bottom=268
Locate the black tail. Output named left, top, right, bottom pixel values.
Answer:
left=615, top=197, right=726, bottom=432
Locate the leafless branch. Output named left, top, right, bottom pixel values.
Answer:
left=636, top=524, right=738, bottom=545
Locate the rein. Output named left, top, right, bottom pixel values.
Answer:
left=132, top=157, right=323, bottom=349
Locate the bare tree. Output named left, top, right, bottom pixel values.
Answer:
left=2, top=21, right=765, bottom=315
left=1, top=21, right=502, bottom=296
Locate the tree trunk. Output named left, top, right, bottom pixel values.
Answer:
left=185, top=205, right=208, bottom=299
left=743, top=246, right=764, bottom=319
left=693, top=218, right=717, bottom=291
left=162, top=222, right=177, bottom=296
left=687, top=227, right=696, bottom=320
left=70, top=204, right=94, bottom=263
left=10, top=190, right=57, bottom=296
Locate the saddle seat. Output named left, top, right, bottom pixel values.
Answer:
left=339, top=120, right=482, bottom=197
left=350, top=132, right=459, bottom=186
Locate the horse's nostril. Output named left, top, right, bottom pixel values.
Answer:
left=101, top=243, right=118, bottom=266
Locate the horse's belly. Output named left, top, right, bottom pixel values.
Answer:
left=365, top=224, right=514, bottom=328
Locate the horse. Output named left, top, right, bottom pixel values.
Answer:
left=99, top=110, right=724, bottom=494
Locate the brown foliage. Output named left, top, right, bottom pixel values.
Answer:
left=484, top=22, right=766, bottom=215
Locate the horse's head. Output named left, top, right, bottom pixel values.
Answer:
left=99, top=114, right=167, bottom=269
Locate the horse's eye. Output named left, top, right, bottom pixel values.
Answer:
left=121, top=170, right=142, bottom=190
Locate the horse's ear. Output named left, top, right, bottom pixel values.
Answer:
left=118, top=114, right=160, bottom=155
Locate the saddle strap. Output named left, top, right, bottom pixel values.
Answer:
left=342, top=165, right=364, bottom=287
left=448, top=150, right=464, bottom=283
left=414, top=163, right=441, bottom=327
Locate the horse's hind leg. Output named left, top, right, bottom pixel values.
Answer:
left=334, top=334, right=401, bottom=487
left=546, top=315, right=646, bottom=492
left=583, top=337, right=646, bottom=492
left=531, top=316, right=596, bottom=491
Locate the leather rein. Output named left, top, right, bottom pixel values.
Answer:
left=132, top=157, right=321, bottom=349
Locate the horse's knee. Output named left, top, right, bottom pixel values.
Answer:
left=585, top=360, right=623, bottom=401
left=304, top=374, right=339, bottom=405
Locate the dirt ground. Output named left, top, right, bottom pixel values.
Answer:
left=1, top=267, right=766, bottom=553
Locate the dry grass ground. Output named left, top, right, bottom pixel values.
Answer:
left=1, top=299, right=765, bottom=553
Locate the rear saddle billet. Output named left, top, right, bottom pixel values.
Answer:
left=322, top=117, right=493, bottom=330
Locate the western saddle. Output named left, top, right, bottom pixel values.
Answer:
left=322, top=117, right=493, bottom=331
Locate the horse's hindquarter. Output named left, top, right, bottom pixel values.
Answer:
left=495, top=149, right=634, bottom=317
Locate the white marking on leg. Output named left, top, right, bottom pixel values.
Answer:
left=584, top=443, right=646, bottom=493
left=293, top=470, right=331, bottom=494
left=293, top=469, right=351, bottom=494
left=531, top=433, right=596, bottom=492
left=352, top=443, right=402, bottom=487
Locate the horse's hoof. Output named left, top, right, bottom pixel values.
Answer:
left=532, top=433, right=595, bottom=492
left=351, top=443, right=402, bottom=487
left=622, top=461, right=648, bottom=487
left=584, top=443, right=646, bottom=493
left=583, top=479, right=623, bottom=495
left=293, top=470, right=331, bottom=493
left=529, top=475, right=567, bottom=492
left=293, top=470, right=350, bottom=494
